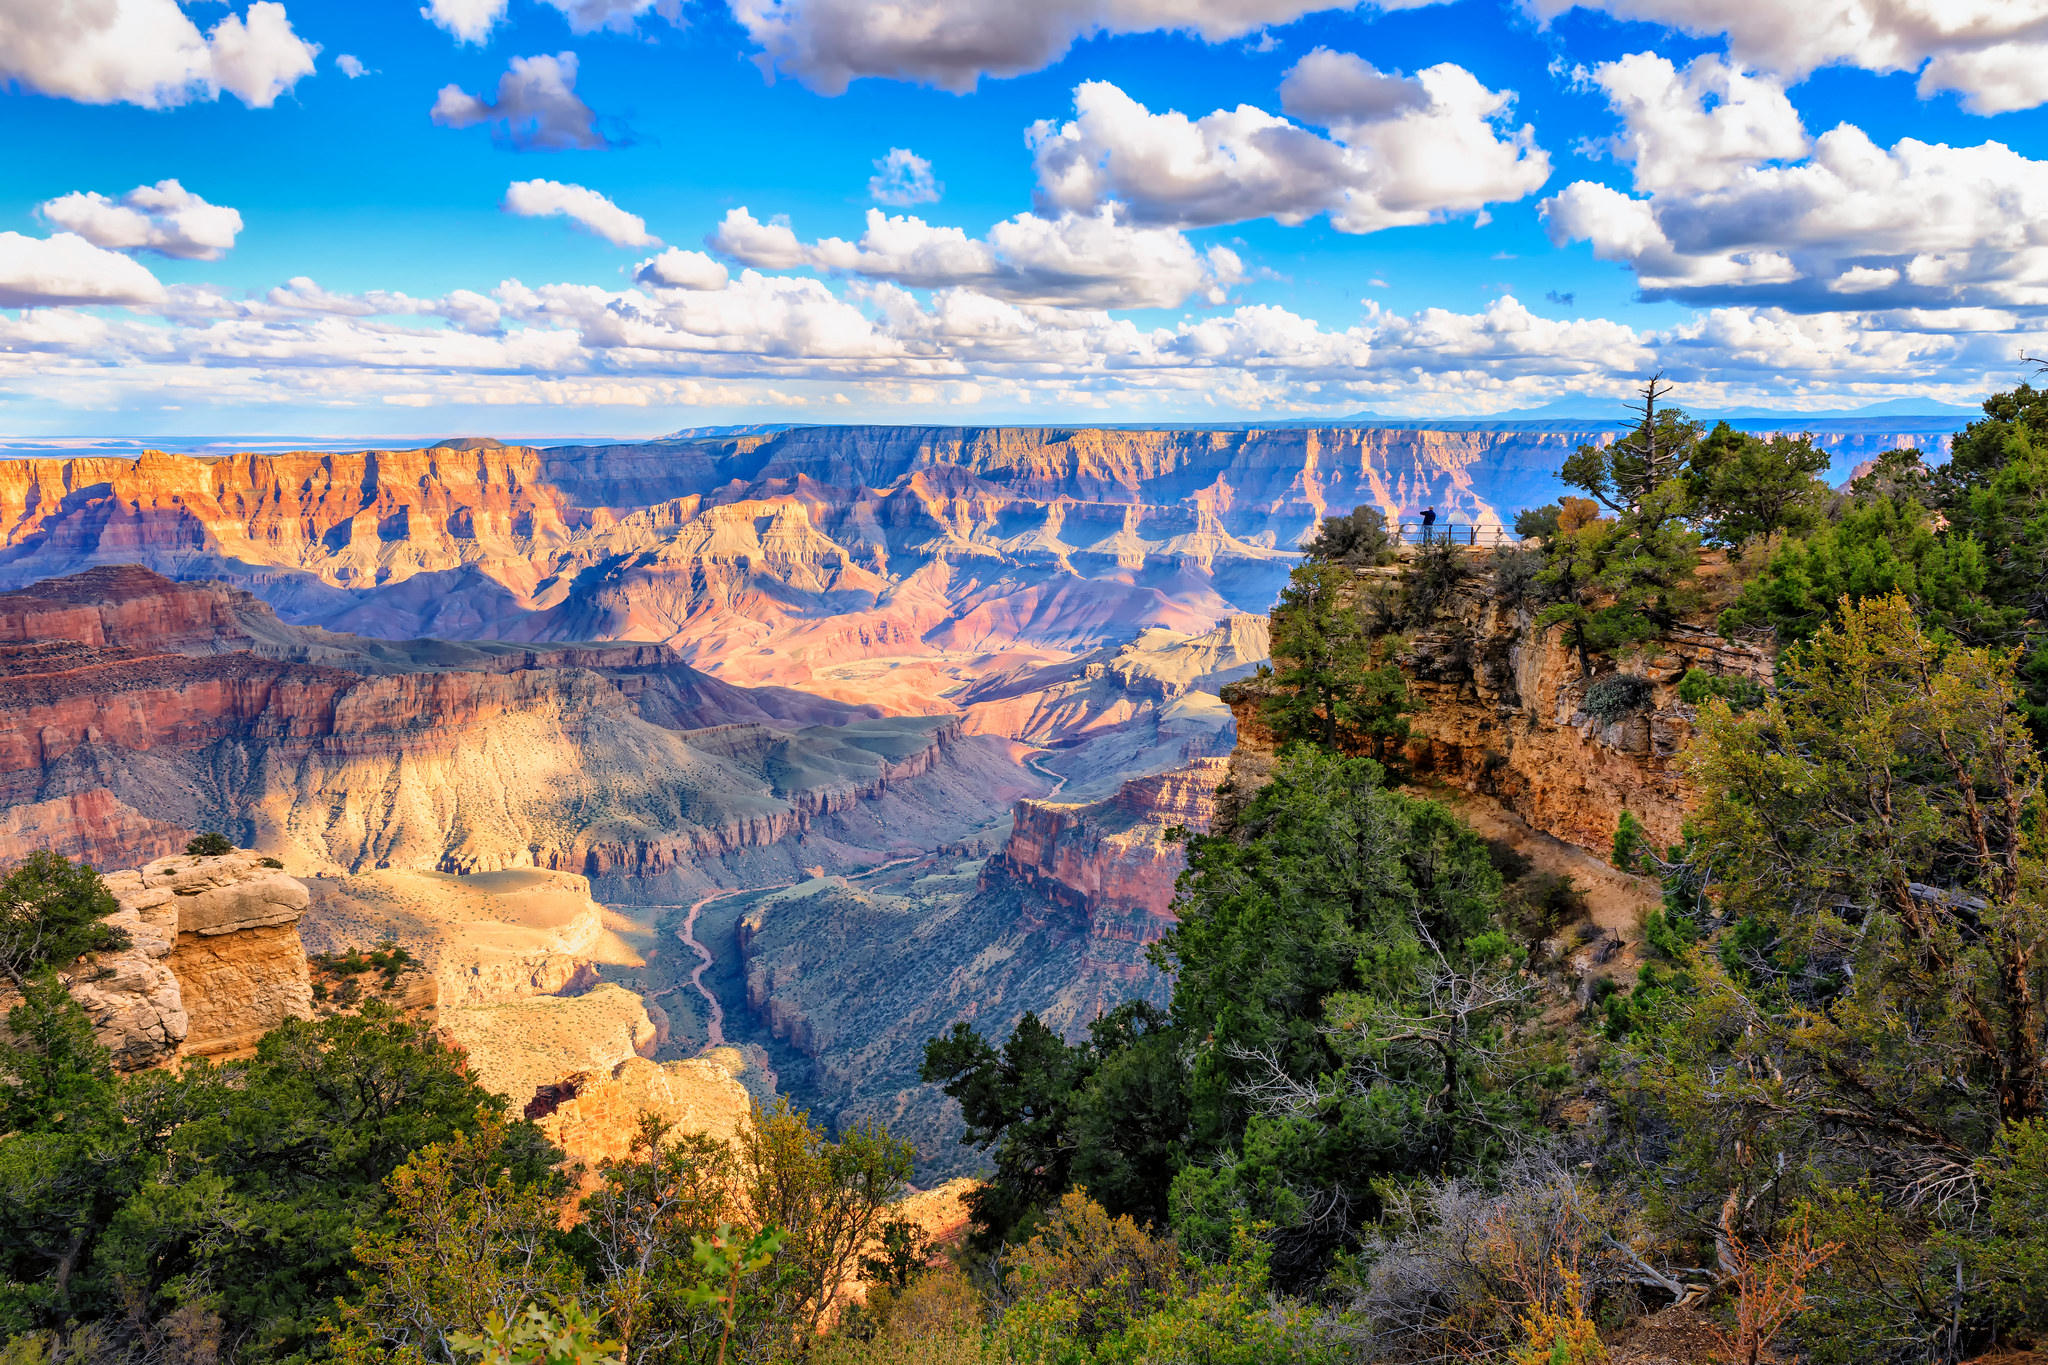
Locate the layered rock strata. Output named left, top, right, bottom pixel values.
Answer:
left=982, top=757, right=1227, bottom=927
left=60, top=852, right=314, bottom=1068
left=0, top=568, right=981, bottom=877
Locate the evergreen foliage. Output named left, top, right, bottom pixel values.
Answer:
left=1300, top=503, right=1398, bottom=567
left=1261, top=561, right=1411, bottom=751
left=0, top=852, right=127, bottom=986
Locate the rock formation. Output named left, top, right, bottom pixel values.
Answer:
left=0, top=568, right=1031, bottom=881
left=301, top=867, right=637, bottom=1007
left=1219, top=560, right=1774, bottom=857
left=537, top=1051, right=754, bottom=1172
left=62, top=851, right=314, bottom=1068
left=982, top=757, right=1228, bottom=926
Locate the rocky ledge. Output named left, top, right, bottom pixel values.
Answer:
left=981, top=757, right=1227, bottom=927
left=63, top=851, right=314, bottom=1069
left=1221, top=562, right=1775, bottom=856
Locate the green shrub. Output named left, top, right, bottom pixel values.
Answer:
left=1675, top=667, right=1765, bottom=711
left=184, top=831, right=234, bottom=856
left=1610, top=810, right=1654, bottom=875
left=1582, top=675, right=1652, bottom=725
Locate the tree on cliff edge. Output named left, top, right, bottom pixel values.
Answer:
left=0, top=851, right=126, bottom=989
left=1264, top=560, right=1411, bottom=751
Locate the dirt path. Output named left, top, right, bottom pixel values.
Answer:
left=1425, top=784, right=1664, bottom=939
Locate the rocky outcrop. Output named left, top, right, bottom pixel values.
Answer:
left=537, top=1052, right=754, bottom=1173
left=300, top=867, right=637, bottom=1008
left=1222, top=563, right=1774, bottom=855
left=438, top=981, right=662, bottom=1113
left=0, top=568, right=982, bottom=877
left=983, top=758, right=1227, bottom=929
left=63, top=852, right=314, bottom=1068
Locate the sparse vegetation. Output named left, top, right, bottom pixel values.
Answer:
left=184, top=831, right=235, bottom=857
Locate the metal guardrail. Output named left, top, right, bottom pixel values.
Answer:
left=1393, top=524, right=1516, bottom=547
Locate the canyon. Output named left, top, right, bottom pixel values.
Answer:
left=0, top=417, right=1961, bottom=1177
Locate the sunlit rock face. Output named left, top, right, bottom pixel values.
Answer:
left=38, top=851, right=316, bottom=1070
left=0, top=566, right=1020, bottom=879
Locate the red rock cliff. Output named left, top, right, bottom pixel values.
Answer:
left=983, top=757, right=1227, bottom=932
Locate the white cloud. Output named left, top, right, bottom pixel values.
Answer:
left=0, top=267, right=2028, bottom=420
left=710, top=205, right=1246, bottom=308
left=869, top=148, right=943, bottom=207
left=504, top=180, right=659, bottom=247
left=421, top=0, right=508, bottom=43
left=1544, top=120, right=2048, bottom=310
left=0, top=0, right=317, bottom=108
left=727, top=0, right=1454, bottom=95
left=337, top=53, right=368, bottom=78
left=1278, top=45, right=1431, bottom=121
left=542, top=0, right=674, bottom=34
left=432, top=52, right=608, bottom=150
left=1535, top=0, right=2048, bottom=115
left=1029, top=61, right=1549, bottom=233
left=635, top=249, right=732, bottom=291
left=38, top=181, right=243, bottom=261
left=1578, top=53, right=1808, bottom=193
left=424, top=0, right=674, bottom=41
left=0, top=233, right=167, bottom=308
left=1829, top=265, right=1901, bottom=293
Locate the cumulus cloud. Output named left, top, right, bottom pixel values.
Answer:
left=432, top=52, right=610, bottom=150
left=543, top=0, right=676, bottom=33
left=424, top=0, right=673, bottom=41
left=0, top=233, right=167, bottom=308
left=504, top=180, right=659, bottom=247
left=710, top=205, right=1246, bottom=308
left=38, top=181, right=243, bottom=261
left=0, top=260, right=2026, bottom=419
left=421, top=0, right=509, bottom=43
left=869, top=148, right=942, bottom=207
left=1544, top=67, right=2048, bottom=312
left=0, top=0, right=317, bottom=108
left=635, top=249, right=732, bottom=291
left=727, top=0, right=1456, bottom=95
left=1277, top=45, right=1431, bottom=123
left=1534, top=0, right=2048, bottom=115
left=1577, top=53, right=1808, bottom=193
left=337, top=53, right=369, bottom=78
left=1029, top=59, right=1549, bottom=233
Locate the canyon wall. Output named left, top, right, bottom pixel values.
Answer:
left=982, top=757, right=1227, bottom=926
left=727, top=754, right=1229, bottom=1176
left=1220, top=562, right=1774, bottom=857
left=0, top=567, right=1012, bottom=879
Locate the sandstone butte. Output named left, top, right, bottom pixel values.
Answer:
left=984, top=757, right=1231, bottom=931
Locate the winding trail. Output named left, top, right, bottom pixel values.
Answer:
left=672, top=748, right=1069, bottom=1047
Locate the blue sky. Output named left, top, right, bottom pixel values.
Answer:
left=1, top=0, right=2044, bottom=437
